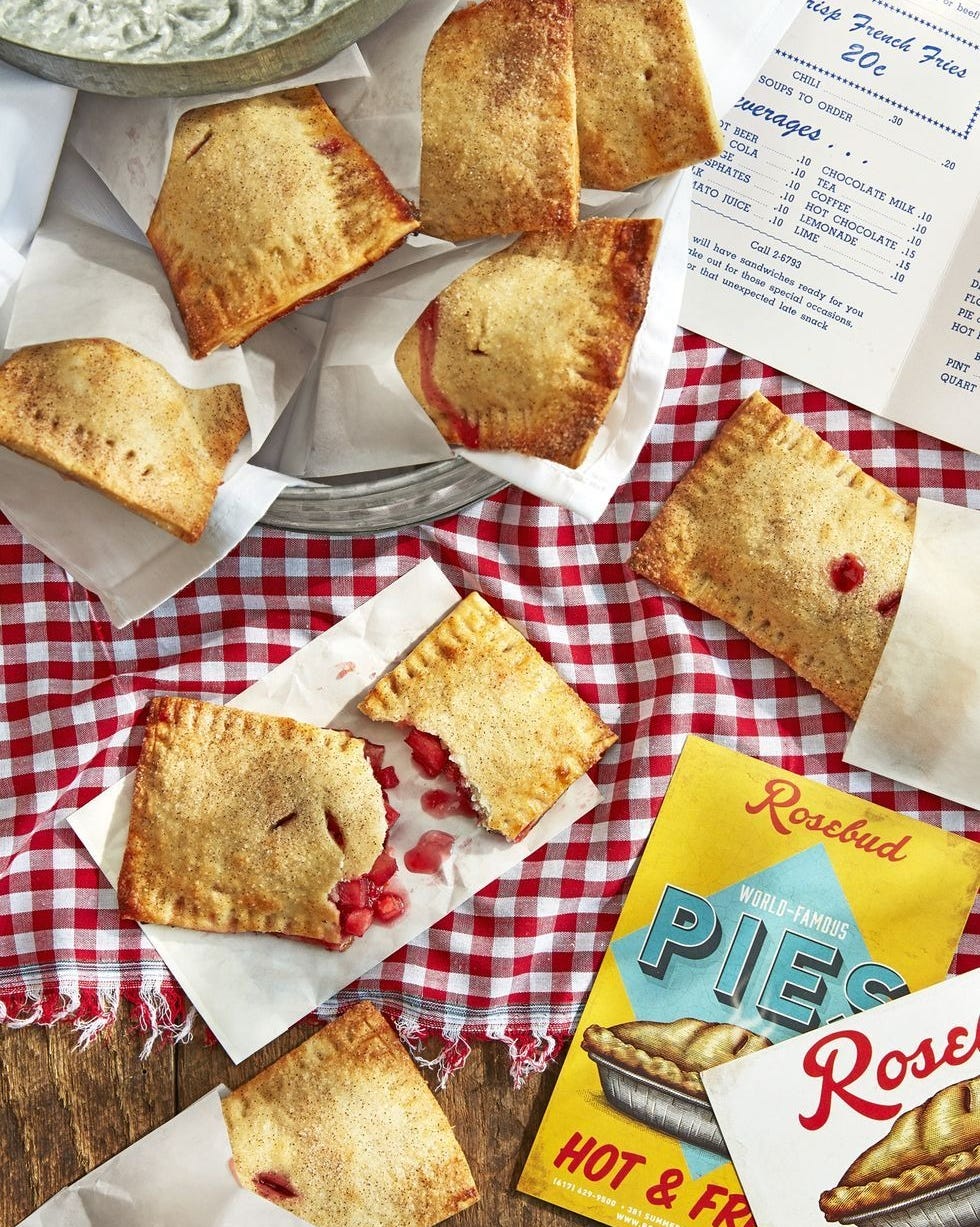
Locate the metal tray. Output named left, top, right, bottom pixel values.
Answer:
left=261, top=459, right=507, bottom=535
left=0, top=0, right=409, bottom=95
left=838, top=1173, right=980, bottom=1227
left=587, top=1052, right=729, bottom=1157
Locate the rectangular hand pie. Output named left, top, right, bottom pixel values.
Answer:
left=222, top=1001, right=479, bottom=1227
left=394, top=218, right=662, bottom=468
left=147, top=86, right=418, bottom=358
left=629, top=392, right=915, bottom=718
left=358, top=591, right=617, bottom=840
left=419, top=0, right=579, bottom=241
left=117, top=697, right=390, bottom=946
left=574, top=0, right=724, bottom=189
left=0, top=337, right=247, bottom=542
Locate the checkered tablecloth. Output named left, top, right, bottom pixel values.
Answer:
left=1, top=334, right=978, bottom=1079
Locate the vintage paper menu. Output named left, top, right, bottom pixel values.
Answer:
left=518, top=736, right=980, bottom=1227
left=680, top=0, right=980, bottom=455
left=704, top=967, right=980, bottom=1227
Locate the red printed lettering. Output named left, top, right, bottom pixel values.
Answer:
left=745, top=778, right=909, bottom=861
left=688, top=1184, right=756, bottom=1225
left=552, top=1133, right=646, bottom=1190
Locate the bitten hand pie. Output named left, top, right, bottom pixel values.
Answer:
left=819, top=1076, right=980, bottom=1223
left=395, top=218, right=661, bottom=468
left=574, top=0, right=724, bottom=189
left=629, top=392, right=915, bottom=718
left=117, top=697, right=388, bottom=946
left=582, top=1017, right=771, bottom=1102
left=0, top=337, right=247, bottom=542
left=358, top=592, right=617, bottom=840
left=222, top=1001, right=479, bottom=1227
left=419, top=0, right=578, bottom=241
left=147, top=86, right=417, bottom=357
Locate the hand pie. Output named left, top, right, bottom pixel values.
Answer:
left=0, top=337, right=247, bottom=542
left=582, top=1018, right=771, bottom=1102
left=629, top=392, right=915, bottom=718
left=419, top=0, right=578, bottom=241
left=222, top=1001, right=479, bottom=1227
left=147, top=86, right=417, bottom=358
left=574, top=0, right=724, bottom=189
left=583, top=1017, right=771, bottom=1155
left=820, top=1076, right=980, bottom=1224
left=358, top=592, right=617, bottom=841
left=117, top=697, right=389, bottom=946
left=395, top=218, right=661, bottom=468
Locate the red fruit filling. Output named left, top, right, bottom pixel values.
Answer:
left=315, top=137, right=344, bottom=155
left=877, top=589, right=902, bottom=617
left=830, top=553, right=866, bottom=593
left=255, top=1171, right=299, bottom=1200
left=377, top=765, right=400, bottom=790
left=373, top=891, right=406, bottom=923
left=341, top=906, right=374, bottom=938
left=404, top=830, right=455, bottom=874
left=362, top=737, right=387, bottom=775
left=405, top=727, right=449, bottom=777
left=367, top=849, right=398, bottom=887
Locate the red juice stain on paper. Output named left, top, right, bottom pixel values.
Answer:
left=335, top=661, right=356, bottom=679
left=404, top=829, right=455, bottom=874
left=830, top=553, right=866, bottom=592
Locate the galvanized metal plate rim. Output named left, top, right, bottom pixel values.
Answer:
left=0, top=0, right=409, bottom=95
left=260, top=457, right=508, bottom=536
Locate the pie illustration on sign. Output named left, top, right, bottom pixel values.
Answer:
left=582, top=1017, right=771, bottom=1154
left=819, top=1075, right=980, bottom=1225
left=358, top=591, right=617, bottom=840
left=629, top=392, right=916, bottom=718
left=0, top=337, right=247, bottom=542
left=418, top=0, right=578, bottom=241
left=147, top=86, right=417, bottom=357
left=574, top=0, right=724, bottom=189
left=222, top=1001, right=479, bottom=1227
left=395, top=217, right=661, bottom=468
left=117, top=696, right=391, bottom=947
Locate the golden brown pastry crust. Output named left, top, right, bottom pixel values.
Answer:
left=222, top=1001, right=479, bottom=1227
left=147, top=86, right=417, bottom=358
left=820, top=1077, right=980, bottom=1221
left=395, top=218, right=661, bottom=468
left=419, top=0, right=579, bottom=241
left=582, top=1018, right=771, bottom=1101
left=0, top=337, right=246, bottom=542
left=118, top=697, right=387, bottom=944
left=574, top=0, right=724, bottom=189
left=629, top=392, right=915, bottom=719
left=358, top=592, right=617, bottom=840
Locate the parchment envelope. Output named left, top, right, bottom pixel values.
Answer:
left=847, top=498, right=980, bottom=811
left=67, top=561, right=604, bottom=1063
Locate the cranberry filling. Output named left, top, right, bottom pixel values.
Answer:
left=830, top=553, right=866, bottom=593
left=404, top=830, right=455, bottom=874
left=405, top=727, right=450, bottom=777
left=876, top=590, right=902, bottom=617
left=254, top=1171, right=299, bottom=1200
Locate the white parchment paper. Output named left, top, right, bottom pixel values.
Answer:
left=845, top=498, right=980, bottom=811
left=16, top=1089, right=300, bottom=1227
left=67, top=561, right=604, bottom=1063
left=0, top=148, right=320, bottom=627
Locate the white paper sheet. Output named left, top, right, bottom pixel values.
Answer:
left=680, top=0, right=980, bottom=455
left=16, top=1089, right=299, bottom=1227
left=0, top=149, right=320, bottom=627
left=845, top=498, right=980, bottom=811
left=67, top=561, right=604, bottom=1063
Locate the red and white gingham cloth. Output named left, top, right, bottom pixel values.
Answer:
left=1, top=335, right=978, bottom=1079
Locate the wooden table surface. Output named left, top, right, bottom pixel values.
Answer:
left=0, top=1006, right=594, bottom=1227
